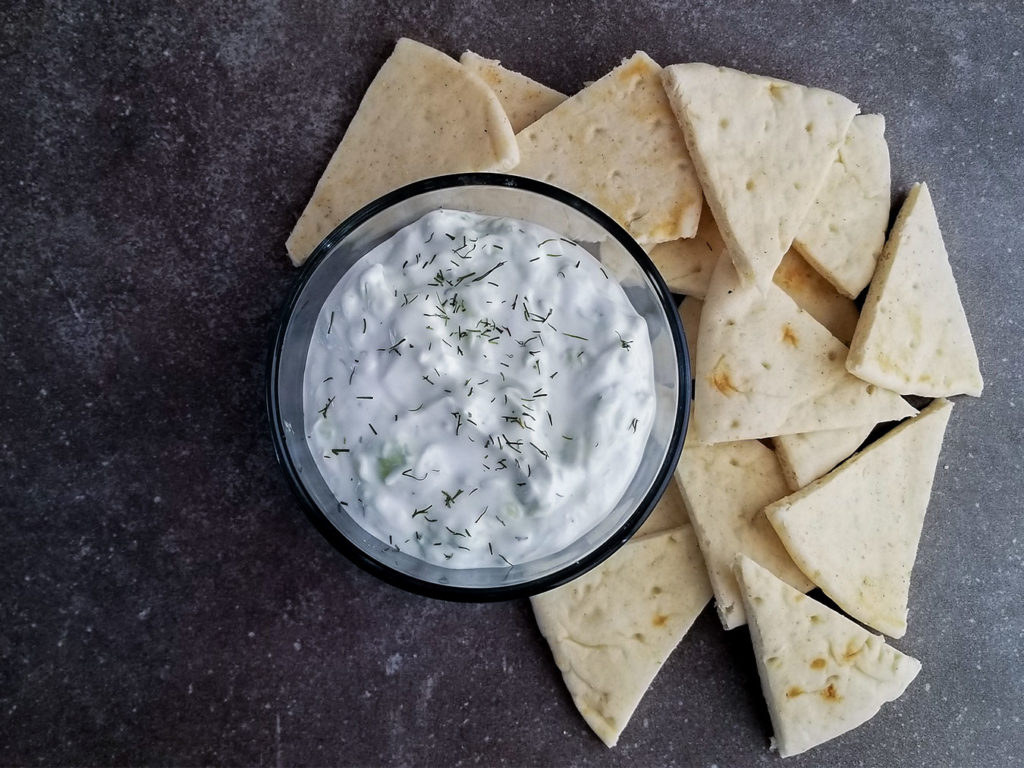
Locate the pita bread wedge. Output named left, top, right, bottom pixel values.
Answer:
left=636, top=476, right=690, bottom=537
left=692, top=255, right=916, bottom=444
left=735, top=556, right=921, bottom=758
left=847, top=183, right=983, bottom=396
left=793, top=113, right=891, bottom=298
left=678, top=297, right=703, bottom=375
left=661, top=63, right=858, bottom=294
left=772, top=423, right=878, bottom=491
left=772, top=249, right=859, bottom=345
left=532, top=526, right=712, bottom=747
left=515, top=52, right=702, bottom=244
left=459, top=51, right=568, bottom=132
left=286, top=39, right=519, bottom=265
left=675, top=440, right=813, bottom=629
left=767, top=399, right=954, bottom=638
left=647, top=204, right=725, bottom=297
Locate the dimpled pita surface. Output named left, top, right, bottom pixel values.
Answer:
left=2, top=2, right=1020, bottom=766
left=515, top=52, right=703, bottom=244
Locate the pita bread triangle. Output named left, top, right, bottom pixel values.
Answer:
left=635, top=475, right=690, bottom=537
left=678, top=297, right=702, bottom=375
left=515, top=52, right=703, bottom=244
left=661, top=63, right=858, bottom=293
left=772, top=422, right=879, bottom=491
left=459, top=51, right=567, bottom=133
left=847, top=183, right=983, bottom=396
left=772, top=248, right=859, bottom=346
left=646, top=203, right=726, bottom=297
left=735, top=555, right=921, bottom=758
left=766, top=398, right=954, bottom=638
left=793, top=113, right=891, bottom=299
left=531, top=526, right=712, bottom=747
left=692, top=254, right=916, bottom=444
left=286, top=38, right=519, bottom=265
left=675, top=438, right=813, bottom=629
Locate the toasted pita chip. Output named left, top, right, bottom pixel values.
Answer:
left=767, top=399, right=953, bottom=638
left=286, top=39, right=519, bottom=265
left=692, top=256, right=915, bottom=444
left=532, top=526, right=712, bottom=747
left=675, top=440, right=813, bottom=629
left=772, top=249, right=859, bottom=345
left=793, top=114, right=891, bottom=298
left=515, top=52, right=702, bottom=244
left=636, top=476, right=690, bottom=537
left=661, top=63, right=858, bottom=293
left=678, top=297, right=703, bottom=375
left=460, top=51, right=568, bottom=132
left=736, top=556, right=921, bottom=758
left=647, top=203, right=725, bottom=296
left=847, top=183, right=983, bottom=396
left=772, top=423, right=877, bottom=491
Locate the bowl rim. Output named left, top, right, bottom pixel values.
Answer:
left=267, top=172, right=691, bottom=601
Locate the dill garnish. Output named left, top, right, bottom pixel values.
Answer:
left=318, top=397, right=335, bottom=419
left=442, top=488, right=464, bottom=507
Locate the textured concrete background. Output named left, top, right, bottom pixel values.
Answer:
left=2, top=1, right=1022, bottom=765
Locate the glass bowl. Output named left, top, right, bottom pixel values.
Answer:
left=267, top=173, right=690, bottom=601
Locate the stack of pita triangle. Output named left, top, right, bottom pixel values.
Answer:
left=691, top=254, right=914, bottom=444
left=647, top=61, right=978, bottom=758
left=674, top=437, right=812, bottom=630
left=284, top=41, right=984, bottom=757
left=661, top=63, right=858, bottom=294
left=285, top=38, right=520, bottom=265
left=767, top=399, right=954, bottom=638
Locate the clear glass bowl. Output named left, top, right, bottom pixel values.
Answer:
left=267, top=173, right=690, bottom=600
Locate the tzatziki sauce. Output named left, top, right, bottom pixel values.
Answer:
left=303, top=209, right=656, bottom=568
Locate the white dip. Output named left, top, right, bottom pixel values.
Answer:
left=303, top=209, right=656, bottom=568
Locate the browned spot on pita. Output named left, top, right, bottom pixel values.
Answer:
left=821, top=683, right=840, bottom=701
left=782, top=324, right=799, bottom=347
left=652, top=613, right=669, bottom=627
left=786, top=687, right=804, bottom=698
left=844, top=641, right=863, bottom=661
left=810, top=658, right=827, bottom=670
left=618, top=55, right=655, bottom=84
left=476, top=67, right=502, bottom=88
left=710, top=359, right=741, bottom=396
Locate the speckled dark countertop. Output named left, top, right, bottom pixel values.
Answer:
left=2, top=1, right=1022, bottom=765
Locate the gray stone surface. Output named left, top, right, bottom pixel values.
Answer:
left=1, top=1, right=1022, bottom=765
